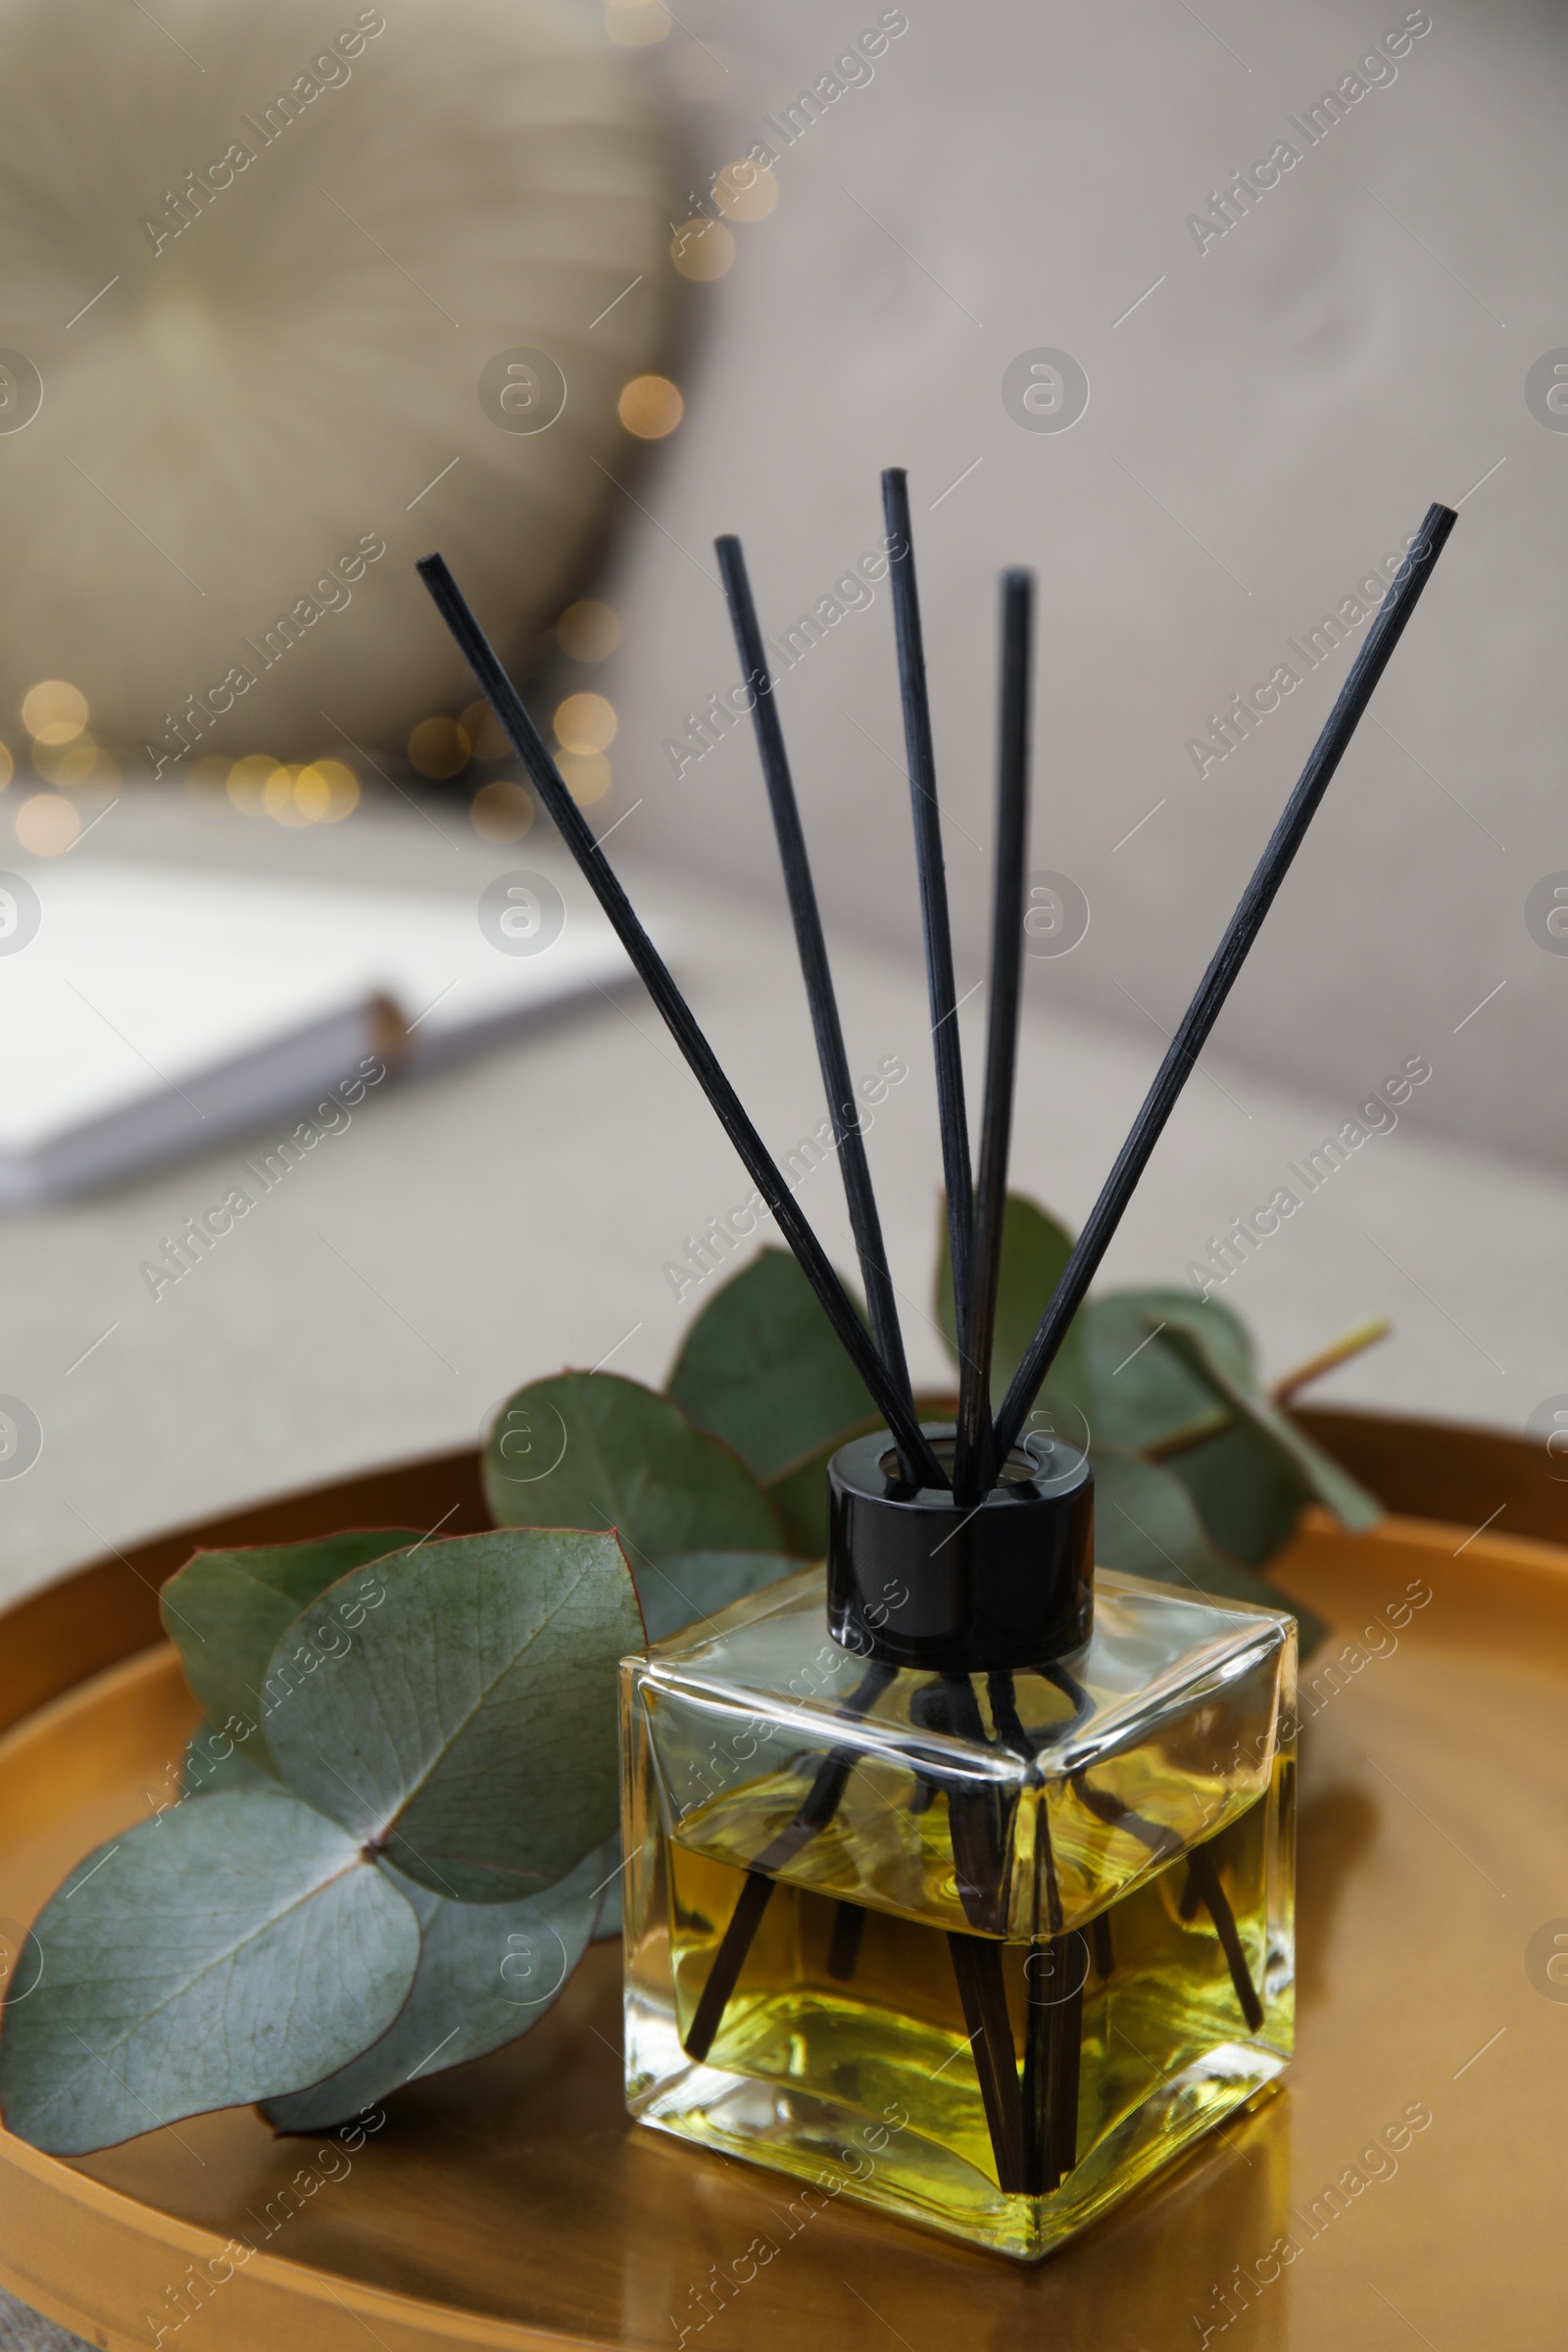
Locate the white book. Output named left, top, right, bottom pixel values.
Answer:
left=0, top=860, right=629, bottom=1206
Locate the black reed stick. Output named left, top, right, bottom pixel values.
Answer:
left=989, top=1665, right=1073, bottom=2201
left=682, top=1658, right=894, bottom=2062
left=1044, top=1931, right=1086, bottom=2185
left=1021, top=1939, right=1054, bottom=2193
left=1184, top=1843, right=1264, bottom=2032
left=991, top=500, right=1457, bottom=1462
left=947, top=1933, right=1027, bottom=2192
left=939, top=1672, right=1029, bottom=2187
left=417, top=555, right=946, bottom=1492
left=684, top=1868, right=773, bottom=2065
left=826, top=1901, right=866, bottom=1983
left=954, top=569, right=1033, bottom=1504
left=882, top=469, right=976, bottom=1392
left=715, top=534, right=922, bottom=1483
left=1069, top=1768, right=1263, bottom=2026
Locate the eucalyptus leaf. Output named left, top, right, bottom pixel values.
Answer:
left=1095, top=1448, right=1327, bottom=1649
left=1093, top=1447, right=1240, bottom=1593
left=667, top=1249, right=874, bottom=1482
left=1163, top=1420, right=1307, bottom=1567
left=1075, top=1290, right=1248, bottom=1451
left=266, top=1528, right=644, bottom=1906
left=935, top=1192, right=1084, bottom=1403
left=0, top=1790, right=420, bottom=2156
left=634, top=1550, right=804, bottom=1644
left=484, top=1372, right=781, bottom=1570
left=763, top=1417, right=880, bottom=1556
left=1154, top=1308, right=1383, bottom=1532
left=182, top=1723, right=271, bottom=1797
left=160, top=1530, right=419, bottom=1775
left=261, top=1846, right=606, bottom=2133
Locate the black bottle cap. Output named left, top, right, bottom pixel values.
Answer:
left=826, top=1423, right=1094, bottom=1673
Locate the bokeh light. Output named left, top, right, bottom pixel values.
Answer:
left=461, top=699, right=511, bottom=762
left=554, top=692, right=617, bottom=754
left=0, top=745, right=15, bottom=791
left=16, top=792, right=79, bottom=855
left=617, top=374, right=683, bottom=438
left=605, top=0, right=669, bottom=45
left=557, top=601, right=621, bottom=663
left=22, top=681, right=88, bottom=746
left=670, top=219, right=735, bottom=281
left=470, top=778, right=536, bottom=843
left=409, top=716, right=469, bottom=779
left=265, top=764, right=308, bottom=824
left=40, top=736, right=119, bottom=789
left=295, top=760, right=360, bottom=823
left=226, top=755, right=278, bottom=814
left=221, top=757, right=360, bottom=823
left=713, top=162, right=779, bottom=221
left=556, top=749, right=612, bottom=806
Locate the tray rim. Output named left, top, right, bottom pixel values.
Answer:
left=0, top=2129, right=573, bottom=2352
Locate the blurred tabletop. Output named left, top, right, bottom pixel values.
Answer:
left=0, top=785, right=1557, bottom=1618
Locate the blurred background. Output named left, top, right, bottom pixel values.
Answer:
left=0, top=0, right=1563, bottom=1609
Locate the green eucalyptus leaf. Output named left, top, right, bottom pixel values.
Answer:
left=0, top=1791, right=420, bottom=2156
left=667, top=1249, right=874, bottom=1482
left=182, top=1723, right=270, bottom=1797
left=934, top=1192, right=1083, bottom=1403
left=1163, top=1420, right=1306, bottom=1567
left=763, top=1417, right=881, bottom=1557
left=634, top=1550, right=804, bottom=1643
left=1094, top=1448, right=1327, bottom=1650
left=1075, top=1290, right=1247, bottom=1451
left=1154, top=1307, right=1382, bottom=1532
left=1094, top=1447, right=1240, bottom=1592
left=160, top=1530, right=419, bottom=1775
left=261, top=1846, right=605, bottom=2133
left=484, top=1372, right=781, bottom=1570
left=266, top=1528, right=644, bottom=1906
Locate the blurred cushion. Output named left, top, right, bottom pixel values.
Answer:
left=0, top=0, right=674, bottom=763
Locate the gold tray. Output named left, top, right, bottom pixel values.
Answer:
left=1, top=1412, right=1562, bottom=2351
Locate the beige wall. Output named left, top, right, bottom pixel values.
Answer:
left=601, top=0, right=1568, bottom=1169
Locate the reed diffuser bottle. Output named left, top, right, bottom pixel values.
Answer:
left=621, top=1433, right=1296, bottom=2258
left=420, top=474, right=1454, bottom=2258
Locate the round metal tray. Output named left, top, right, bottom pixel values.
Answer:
left=0, top=1414, right=1560, bottom=2350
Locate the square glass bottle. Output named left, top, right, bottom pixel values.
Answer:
left=620, top=1432, right=1296, bottom=2261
